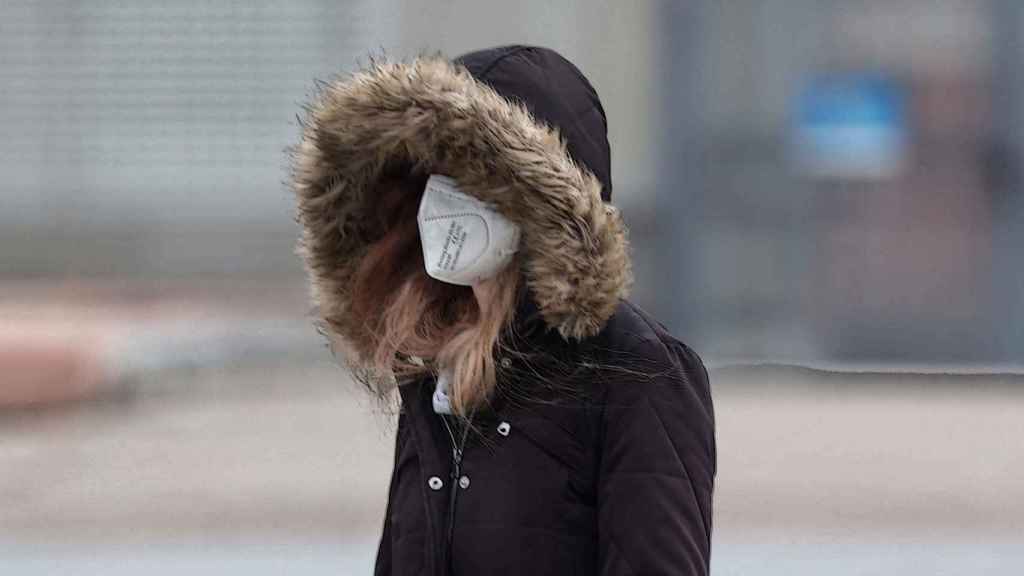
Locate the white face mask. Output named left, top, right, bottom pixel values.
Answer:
left=417, top=174, right=521, bottom=286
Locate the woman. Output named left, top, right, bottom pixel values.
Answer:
left=292, top=45, right=715, bottom=575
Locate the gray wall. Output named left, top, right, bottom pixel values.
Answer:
left=1, top=0, right=657, bottom=277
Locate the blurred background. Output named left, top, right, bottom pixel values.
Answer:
left=2, top=0, right=1023, bottom=574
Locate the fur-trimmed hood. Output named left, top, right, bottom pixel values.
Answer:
left=291, top=46, right=632, bottom=357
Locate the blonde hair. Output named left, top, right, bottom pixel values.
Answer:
left=347, top=175, right=521, bottom=416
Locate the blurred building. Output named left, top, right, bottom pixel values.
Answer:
left=0, top=0, right=656, bottom=278
left=2, top=0, right=1021, bottom=370
left=653, top=0, right=1023, bottom=369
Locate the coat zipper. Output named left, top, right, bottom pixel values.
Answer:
left=440, top=413, right=468, bottom=574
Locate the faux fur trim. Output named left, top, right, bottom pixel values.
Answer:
left=291, top=55, right=632, bottom=355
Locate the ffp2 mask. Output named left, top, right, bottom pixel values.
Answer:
left=416, top=175, right=521, bottom=286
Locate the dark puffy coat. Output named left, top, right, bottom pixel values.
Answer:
left=292, top=45, right=715, bottom=575
left=379, top=295, right=715, bottom=575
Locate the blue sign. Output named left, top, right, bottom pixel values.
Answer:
left=793, top=73, right=908, bottom=180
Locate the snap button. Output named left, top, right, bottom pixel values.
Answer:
left=427, top=476, right=444, bottom=491
left=497, top=421, right=511, bottom=436
left=500, top=357, right=512, bottom=369
left=458, top=475, right=471, bottom=489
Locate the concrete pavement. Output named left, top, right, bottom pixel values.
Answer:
left=2, top=364, right=1022, bottom=544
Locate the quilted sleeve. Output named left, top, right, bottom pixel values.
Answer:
left=596, top=338, right=716, bottom=575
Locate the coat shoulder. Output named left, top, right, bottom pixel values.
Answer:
left=595, top=299, right=677, bottom=352
left=591, top=299, right=705, bottom=376
left=587, top=300, right=713, bottom=415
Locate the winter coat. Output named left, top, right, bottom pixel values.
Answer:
left=292, top=45, right=716, bottom=575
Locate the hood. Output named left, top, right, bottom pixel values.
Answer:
left=291, top=45, right=632, bottom=354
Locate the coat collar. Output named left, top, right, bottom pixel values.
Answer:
left=398, top=287, right=564, bottom=421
